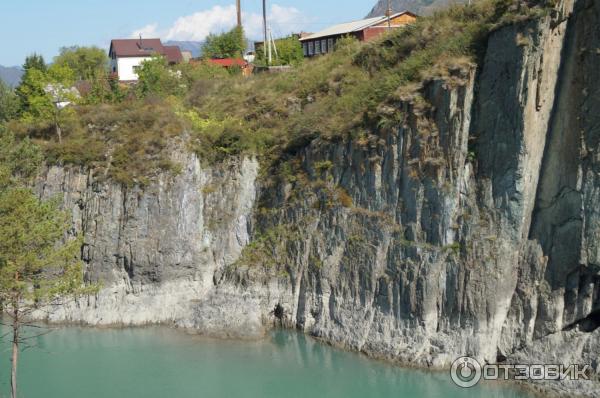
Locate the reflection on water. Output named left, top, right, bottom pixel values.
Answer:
left=0, top=326, right=532, bottom=398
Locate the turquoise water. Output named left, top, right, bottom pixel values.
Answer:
left=0, top=326, right=531, bottom=398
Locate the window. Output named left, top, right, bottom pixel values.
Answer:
left=315, top=40, right=321, bottom=54
left=321, top=39, right=327, bottom=53
left=303, top=42, right=308, bottom=57
left=308, top=41, right=314, bottom=56
left=328, top=38, right=334, bottom=52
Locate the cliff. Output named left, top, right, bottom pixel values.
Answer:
left=366, top=0, right=465, bottom=17
left=38, top=0, right=599, bottom=395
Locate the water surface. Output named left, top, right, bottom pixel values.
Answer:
left=0, top=326, right=532, bottom=398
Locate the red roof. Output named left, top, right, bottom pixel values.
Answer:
left=207, top=58, right=248, bottom=67
left=109, top=39, right=183, bottom=64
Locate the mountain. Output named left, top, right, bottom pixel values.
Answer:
left=366, top=0, right=465, bottom=17
left=0, top=65, right=23, bottom=87
left=164, top=41, right=204, bottom=58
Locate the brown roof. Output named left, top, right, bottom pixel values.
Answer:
left=110, top=38, right=163, bottom=57
left=109, top=39, right=183, bottom=63
left=163, top=45, right=183, bottom=64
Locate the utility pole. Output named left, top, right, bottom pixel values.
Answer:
left=270, top=29, right=279, bottom=60
left=263, top=0, right=268, bottom=64
left=386, top=0, right=392, bottom=30
left=267, top=27, right=273, bottom=65
left=236, top=0, right=242, bottom=27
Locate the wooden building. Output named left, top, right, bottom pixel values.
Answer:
left=299, top=11, right=417, bottom=57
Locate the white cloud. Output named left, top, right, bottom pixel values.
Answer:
left=131, top=24, right=159, bottom=39
left=131, top=4, right=308, bottom=42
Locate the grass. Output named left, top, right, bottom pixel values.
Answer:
left=183, top=0, right=555, bottom=168
left=5, top=0, right=556, bottom=186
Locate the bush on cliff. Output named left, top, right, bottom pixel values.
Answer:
left=0, top=0, right=556, bottom=186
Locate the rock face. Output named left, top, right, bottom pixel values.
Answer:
left=366, top=0, right=464, bottom=17
left=41, top=155, right=260, bottom=336
left=39, top=0, right=599, bottom=395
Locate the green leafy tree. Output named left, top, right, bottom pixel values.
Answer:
left=0, top=81, right=19, bottom=123
left=53, top=46, right=114, bottom=104
left=256, top=35, right=304, bottom=66
left=18, top=64, right=77, bottom=142
left=136, top=56, right=184, bottom=98
left=202, top=26, right=246, bottom=59
left=54, top=46, right=108, bottom=81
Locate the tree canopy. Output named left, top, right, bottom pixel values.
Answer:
left=256, top=35, right=304, bottom=66
left=0, top=81, right=19, bottom=123
left=0, top=130, right=89, bottom=398
left=202, top=26, right=246, bottom=59
left=54, top=46, right=108, bottom=81
left=136, top=56, right=184, bottom=98
left=22, top=53, right=47, bottom=73
left=17, top=64, right=76, bottom=118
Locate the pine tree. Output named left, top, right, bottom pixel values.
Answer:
left=0, top=131, right=91, bottom=398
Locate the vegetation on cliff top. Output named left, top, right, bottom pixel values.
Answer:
left=0, top=0, right=555, bottom=186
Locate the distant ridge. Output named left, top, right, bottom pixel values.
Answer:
left=164, top=41, right=204, bottom=58
left=0, top=65, right=23, bottom=87
left=366, top=0, right=466, bottom=17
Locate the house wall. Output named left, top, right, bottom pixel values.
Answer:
left=116, top=57, right=152, bottom=82
left=301, top=36, right=340, bottom=57
left=362, top=27, right=393, bottom=41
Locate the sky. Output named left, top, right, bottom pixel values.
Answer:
left=0, top=0, right=378, bottom=66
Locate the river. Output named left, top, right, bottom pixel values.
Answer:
left=0, top=326, right=532, bottom=398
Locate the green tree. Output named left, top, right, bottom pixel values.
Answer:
left=136, top=56, right=184, bottom=98
left=0, top=131, right=88, bottom=398
left=54, top=46, right=108, bottom=81
left=18, top=64, right=77, bottom=142
left=0, top=81, right=19, bottom=123
left=0, top=131, right=42, bottom=186
left=202, top=26, right=246, bottom=59
left=16, top=54, right=48, bottom=115
left=22, top=53, right=47, bottom=73
left=0, top=188, right=86, bottom=398
left=256, top=35, right=304, bottom=66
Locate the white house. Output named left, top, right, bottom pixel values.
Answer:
left=109, top=38, right=183, bottom=82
